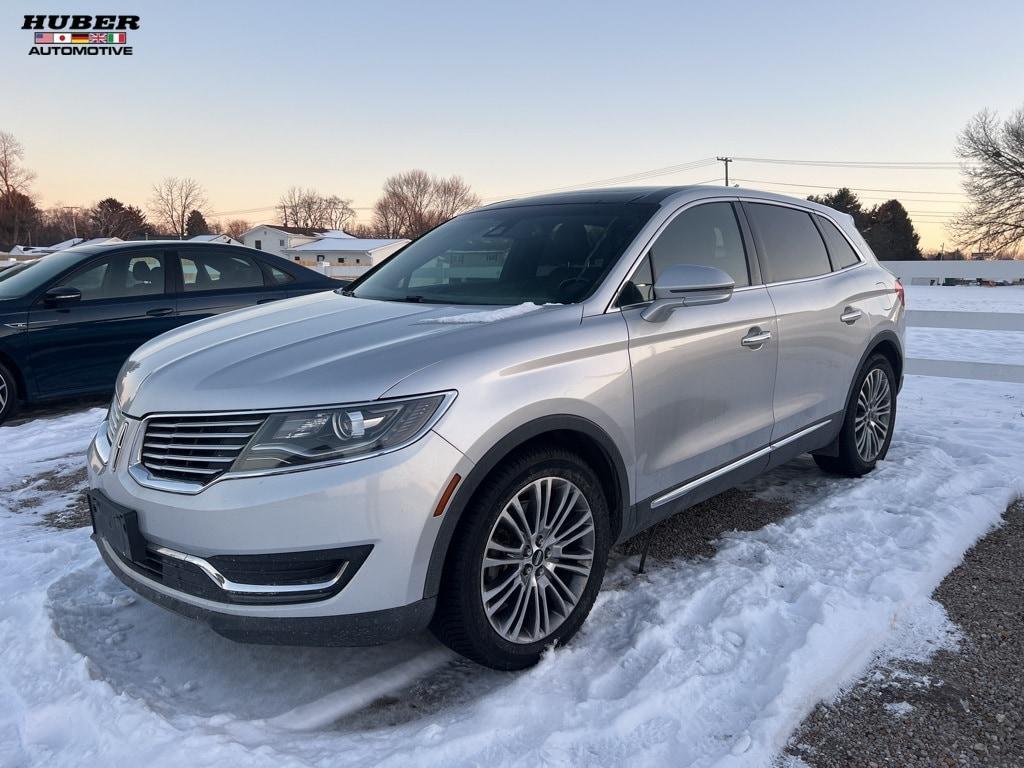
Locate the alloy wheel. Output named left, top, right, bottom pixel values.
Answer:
left=0, top=373, right=8, bottom=413
left=479, top=476, right=595, bottom=644
left=854, top=367, right=892, bottom=461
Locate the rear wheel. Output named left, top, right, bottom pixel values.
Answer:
left=814, top=353, right=896, bottom=477
left=431, top=446, right=610, bottom=669
left=0, top=362, right=18, bottom=425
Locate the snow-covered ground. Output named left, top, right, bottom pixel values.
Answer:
left=904, top=284, right=1024, bottom=313
left=903, top=285, right=1024, bottom=365
left=1, top=286, right=1023, bottom=768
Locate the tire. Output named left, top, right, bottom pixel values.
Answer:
left=0, top=362, right=18, bottom=426
left=430, top=446, right=611, bottom=670
left=814, top=353, right=896, bottom=477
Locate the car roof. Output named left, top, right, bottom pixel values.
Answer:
left=475, top=184, right=846, bottom=221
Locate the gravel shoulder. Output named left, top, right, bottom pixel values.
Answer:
left=785, top=500, right=1024, bottom=767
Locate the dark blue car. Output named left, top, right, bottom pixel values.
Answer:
left=0, top=241, right=338, bottom=423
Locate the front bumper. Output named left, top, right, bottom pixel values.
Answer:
left=88, top=416, right=472, bottom=638
left=96, top=536, right=437, bottom=645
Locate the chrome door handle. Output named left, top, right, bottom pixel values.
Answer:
left=840, top=307, right=863, bottom=324
left=741, top=328, right=772, bottom=349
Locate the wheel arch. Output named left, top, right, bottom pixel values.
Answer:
left=423, top=415, right=630, bottom=599
left=814, top=329, right=904, bottom=458
left=0, top=346, right=27, bottom=402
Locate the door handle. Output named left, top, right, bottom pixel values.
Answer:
left=146, top=307, right=174, bottom=317
left=840, top=307, right=863, bottom=324
left=741, top=327, right=772, bottom=349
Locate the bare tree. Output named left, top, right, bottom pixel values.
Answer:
left=222, top=218, right=251, bottom=240
left=277, top=187, right=355, bottom=231
left=953, top=108, right=1024, bottom=256
left=0, top=131, right=37, bottom=247
left=372, top=170, right=480, bottom=239
left=149, top=177, right=208, bottom=237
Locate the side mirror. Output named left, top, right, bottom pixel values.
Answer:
left=43, top=286, right=82, bottom=306
left=641, top=264, right=734, bottom=322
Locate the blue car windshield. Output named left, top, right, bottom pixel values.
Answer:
left=0, top=249, right=97, bottom=299
left=347, top=203, right=657, bottom=306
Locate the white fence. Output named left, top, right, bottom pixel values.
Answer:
left=885, top=259, right=1024, bottom=284
left=887, top=261, right=1024, bottom=384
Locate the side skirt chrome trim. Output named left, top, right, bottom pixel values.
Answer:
left=650, top=419, right=832, bottom=510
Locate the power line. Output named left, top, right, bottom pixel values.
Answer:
left=732, top=155, right=970, bottom=170
left=731, top=177, right=967, bottom=198
left=481, top=158, right=718, bottom=202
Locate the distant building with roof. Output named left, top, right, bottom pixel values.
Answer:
left=189, top=234, right=243, bottom=246
left=9, top=237, right=123, bottom=259
left=284, top=237, right=408, bottom=278
left=240, top=225, right=353, bottom=257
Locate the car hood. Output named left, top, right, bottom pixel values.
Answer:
left=119, top=291, right=579, bottom=415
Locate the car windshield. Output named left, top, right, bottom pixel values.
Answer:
left=0, top=249, right=96, bottom=299
left=348, top=203, right=657, bottom=305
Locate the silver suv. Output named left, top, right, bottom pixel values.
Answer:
left=87, top=187, right=905, bottom=669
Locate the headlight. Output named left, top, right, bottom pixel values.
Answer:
left=106, top=396, right=125, bottom=446
left=232, top=392, right=454, bottom=472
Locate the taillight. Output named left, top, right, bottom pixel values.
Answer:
left=895, top=279, right=905, bottom=308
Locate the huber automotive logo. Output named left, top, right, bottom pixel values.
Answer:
left=23, top=14, right=139, bottom=56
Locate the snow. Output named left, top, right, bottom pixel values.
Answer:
left=883, top=701, right=915, bottom=718
left=904, top=284, right=1024, bottom=313
left=906, top=326, right=1024, bottom=365
left=2, top=287, right=1023, bottom=767
left=417, top=302, right=548, bottom=324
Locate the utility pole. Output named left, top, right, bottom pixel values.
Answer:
left=716, top=156, right=733, bottom=186
left=61, top=205, right=82, bottom=238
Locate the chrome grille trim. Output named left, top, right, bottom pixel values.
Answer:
left=125, top=392, right=457, bottom=495
left=137, top=413, right=266, bottom=484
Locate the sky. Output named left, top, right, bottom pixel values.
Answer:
left=4, top=0, right=1024, bottom=250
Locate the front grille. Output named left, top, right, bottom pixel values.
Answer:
left=140, top=413, right=266, bottom=484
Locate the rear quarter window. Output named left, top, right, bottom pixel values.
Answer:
left=814, top=215, right=862, bottom=270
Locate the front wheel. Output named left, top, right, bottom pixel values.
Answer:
left=814, top=353, right=896, bottom=477
left=431, top=446, right=610, bottom=669
left=0, top=362, right=18, bottom=425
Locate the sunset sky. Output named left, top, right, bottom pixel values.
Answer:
left=5, top=0, right=1024, bottom=250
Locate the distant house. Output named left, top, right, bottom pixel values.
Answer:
left=240, top=225, right=350, bottom=258
left=283, top=237, right=409, bottom=278
left=9, top=237, right=122, bottom=259
left=189, top=234, right=243, bottom=246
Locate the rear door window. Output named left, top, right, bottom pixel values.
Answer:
left=745, top=203, right=831, bottom=283
left=178, top=250, right=266, bottom=292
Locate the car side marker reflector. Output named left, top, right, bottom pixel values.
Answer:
left=434, top=474, right=462, bottom=517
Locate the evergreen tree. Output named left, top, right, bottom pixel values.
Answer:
left=90, top=197, right=151, bottom=239
left=185, top=209, right=210, bottom=237
left=863, top=200, right=922, bottom=261
left=808, top=187, right=867, bottom=229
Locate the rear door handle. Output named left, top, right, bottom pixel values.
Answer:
left=840, top=307, right=863, bottom=324
left=741, top=328, right=772, bottom=349
left=146, top=307, right=174, bottom=317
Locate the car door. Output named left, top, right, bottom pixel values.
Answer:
left=26, top=248, right=178, bottom=397
left=618, top=201, right=778, bottom=523
left=742, top=202, right=871, bottom=448
left=171, top=246, right=278, bottom=324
